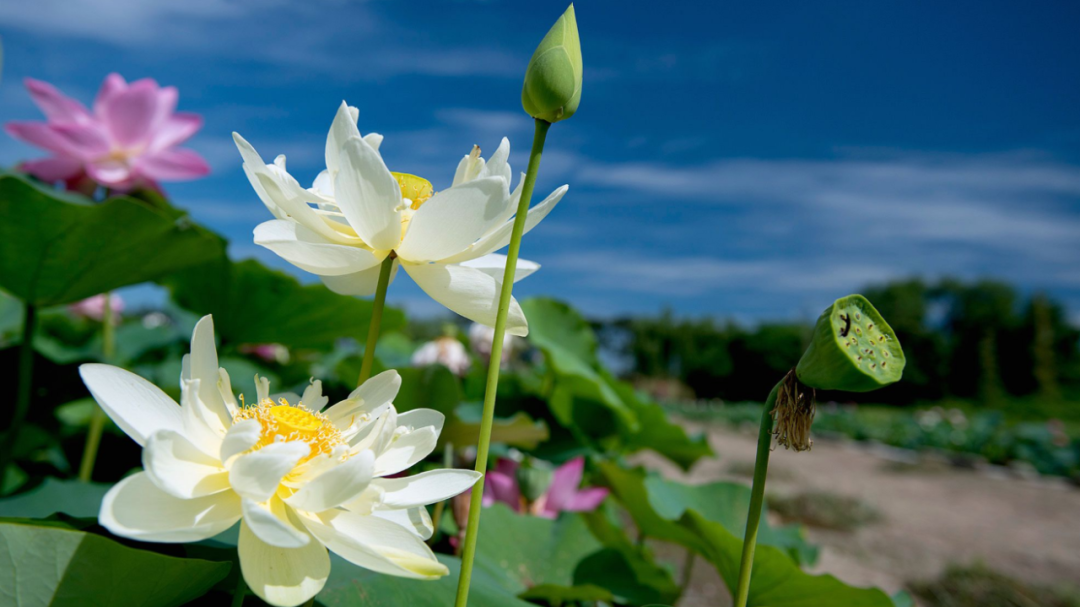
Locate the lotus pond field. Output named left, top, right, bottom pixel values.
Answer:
left=2, top=3, right=1079, bottom=607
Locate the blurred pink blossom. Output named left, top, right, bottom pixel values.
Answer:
left=5, top=74, right=209, bottom=192
left=238, top=343, right=290, bottom=365
left=69, top=293, right=124, bottom=323
left=412, top=337, right=471, bottom=376
left=468, top=322, right=514, bottom=365
left=483, top=457, right=608, bottom=518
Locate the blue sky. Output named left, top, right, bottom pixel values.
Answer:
left=2, top=0, right=1079, bottom=323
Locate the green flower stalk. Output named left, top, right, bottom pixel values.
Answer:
left=455, top=6, right=581, bottom=607
left=733, top=294, right=904, bottom=607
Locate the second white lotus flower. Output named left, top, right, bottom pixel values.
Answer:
left=233, top=102, right=569, bottom=336
left=81, top=315, right=481, bottom=606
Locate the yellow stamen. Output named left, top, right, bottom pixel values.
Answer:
left=232, top=397, right=345, bottom=463
left=392, top=172, right=434, bottom=210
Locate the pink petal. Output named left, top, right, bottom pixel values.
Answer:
left=101, top=79, right=160, bottom=147
left=494, top=458, right=519, bottom=477
left=563, top=487, right=609, bottom=512
left=149, top=113, right=203, bottom=151
left=94, top=73, right=127, bottom=117
left=136, top=148, right=210, bottom=181
left=24, top=78, right=90, bottom=123
left=51, top=123, right=111, bottom=159
left=21, top=156, right=84, bottom=182
left=87, top=159, right=134, bottom=188
left=484, top=471, right=521, bottom=511
left=5, top=121, right=80, bottom=156
left=545, top=457, right=585, bottom=512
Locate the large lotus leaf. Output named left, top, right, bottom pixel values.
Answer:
left=577, top=506, right=682, bottom=605
left=162, top=257, right=404, bottom=350
left=0, top=478, right=109, bottom=519
left=601, top=463, right=892, bottom=606
left=472, top=503, right=602, bottom=597
left=442, top=411, right=550, bottom=450
left=317, top=553, right=535, bottom=607
left=0, top=173, right=224, bottom=306
left=0, top=518, right=230, bottom=607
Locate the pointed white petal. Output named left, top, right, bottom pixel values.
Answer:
left=363, top=132, right=383, bottom=151
left=229, top=442, right=310, bottom=503
left=443, top=184, right=568, bottom=264
left=301, top=509, right=448, bottom=579
left=372, top=469, right=481, bottom=509
left=242, top=498, right=310, bottom=548
left=373, top=426, right=438, bottom=477
left=79, top=364, right=183, bottom=447
left=395, top=409, right=444, bottom=435
left=184, top=316, right=231, bottom=433
left=371, top=507, right=434, bottom=540
left=220, top=418, right=262, bottom=463
left=325, top=101, right=361, bottom=174
left=286, top=451, right=374, bottom=512
left=319, top=259, right=398, bottom=296
left=482, top=137, right=512, bottom=185
left=460, top=253, right=539, bottom=283
left=99, top=472, right=240, bottom=543
left=403, top=262, right=528, bottom=336
left=334, top=136, right=403, bottom=251
left=143, top=429, right=229, bottom=499
left=239, top=521, right=328, bottom=607
left=300, top=379, right=329, bottom=411
left=325, top=370, right=401, bottom=426
left=254, top=220, right=383, bottom=276
left=397, top=177, right=510, bottom=262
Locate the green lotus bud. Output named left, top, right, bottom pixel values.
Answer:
left=521, top=5, right=582, bottom=123
left=796, top=294, right=905, bottom=392
left=516, top=460, right=554, bottom=503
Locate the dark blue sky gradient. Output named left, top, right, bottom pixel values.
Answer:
left=2, top=0, right=1078, bottom=322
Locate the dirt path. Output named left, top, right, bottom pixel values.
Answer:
left=634, top=420, right=1080, bottom=606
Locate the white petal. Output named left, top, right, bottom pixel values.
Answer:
left=286, top=450, right=374, bottom=512
left=218, top=368, right=239, bottom=417
left=242, top=498, right=310, bottom=548
left=395, top=409, right=444, bottom=435
left=372, top=469, right=481, bottom=509
left=373, top=426, right=438, bottom=477
left=325, top=101, right=361, bottom=174
left=99, top=472, right=240, bottom=543
left=397, top=177, right=510, bottom=262
left=143, top=429, right=229, bottom=499
left=301, top=509, right=448, bottom=579
left=363, top=132, right=383, bottom=151
left=179, top=379, right=226, bottom=457
left=254, top=220, right=383, bottom=276
left=183, top=316, right=231, bottom=433
left=481, top=137, right=512, bottom=185
left=220, top=418, right=262, bottom=463
left=319, top=259, right=398, bottom=296
left=325, top=369, right=401, bottom=426
left=334, top=136, right=403, bottom=251
left=371, top=507, right=433, bottom=540
left=403, top=262, right=528, bottom=336
left=443, top=184, right=568, bottom=264
left=301, top=379, right=329, bottom=411
left=460, top=253, right=539, bottom=283
left=239, top=521, right=328, bottom=607
left=79, top=364, right=183, bottom=446
left=452, top=147, right=485, bottom=187
left=229, top=442, right=310, bottom=503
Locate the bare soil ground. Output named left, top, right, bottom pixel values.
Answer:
left=634, top=420, right=1080, bottom=607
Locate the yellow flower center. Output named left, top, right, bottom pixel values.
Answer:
left=392, top=172, right=433, bottom=210
left=232, top=397, right=345, bottom=463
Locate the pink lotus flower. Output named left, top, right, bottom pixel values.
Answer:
left=5, top=74, right=209, bottom=192
left=483, top=457, right=608, bottom=518
left=69, top=293, right=124, bottom=323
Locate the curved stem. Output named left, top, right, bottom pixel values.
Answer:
left=733, top=381, right=781, bottom=607
left=357, top=254, right=396, bottom=386
left=454, top=118, right=551, bottom=607
left=79, top=293, right=115, bottom=482
left=231, top=573, right=248, bottom=607
left=0, top=303, right=37, bottom=482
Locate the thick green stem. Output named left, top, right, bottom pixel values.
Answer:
left=357, top=254, right=396, bottom=386
left=231, top=574, right=248, bottom=607
left=79, top=294, right=115, bottom=482
left=454, top=118, right=551, bottom=607
left=733, top=382, right=781, bottom=607
left=0, top=303, right=37, bottom=482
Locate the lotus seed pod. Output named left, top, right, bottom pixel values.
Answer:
left=796, top=294, right=905, bottom=392
left=521, top=4, right=582, bottom=123
left=516, top=461, right=553, bottom=503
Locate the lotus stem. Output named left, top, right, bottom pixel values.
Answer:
left=231, top=574, right=247, bottom=607
left=453, top=118, right=551, bottom=607
left=0, top=303, right=37, bottom=483
left=357, top=253, right=396, bottom=385
left=733, top=381, right=781, bottom=607
left=79, top=293, right=116, bottom=482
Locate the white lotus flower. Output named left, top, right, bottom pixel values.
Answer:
left=411, top=337, right=471, bottom=377
left=232, top=102, right=568, bottom=336
left=81, top=315, right=480, bottom=607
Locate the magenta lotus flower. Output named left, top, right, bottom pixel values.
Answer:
left=69, top=293, right=124, bottom=323
left=5, top=74, right=209, bottom=191
left=483, top=457, right=608, bottom=518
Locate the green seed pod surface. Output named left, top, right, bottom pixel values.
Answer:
left=521, top=4, right=582, bottom=123
left=516, top=463, right=554, bottom=503
left=796, top=294, right=905, bottom=392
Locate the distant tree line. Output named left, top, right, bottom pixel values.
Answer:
left=598, top=279, right=1080, bottom=405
